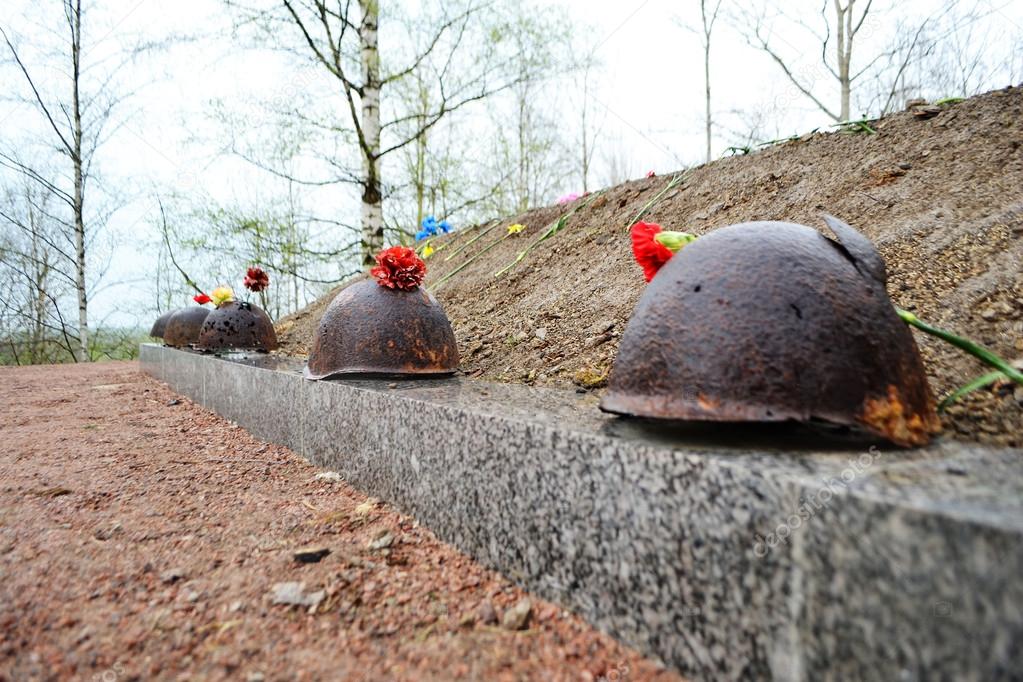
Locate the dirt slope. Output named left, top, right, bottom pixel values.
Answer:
left=277, top=86, right=1023, bottom=448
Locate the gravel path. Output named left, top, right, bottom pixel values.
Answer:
left=0, top=362, right=681, bottom=681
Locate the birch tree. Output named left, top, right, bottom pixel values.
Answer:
left=735, top=0, right=884, bottom=122
left=1, top=3, right=93, bottom=359
left=698, top=0, right=723, bottom=163
left=0, top=180, right=80, bottom=363
left=0, top=0, right=142, bottom=360
left=230, top=0, right=537, bottom=266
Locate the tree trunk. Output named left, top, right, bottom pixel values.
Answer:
left=70, top=0, right=89, bottom=361
left=359, top=0, right=383, bottom=267
left=581, top=65, right=589, bottom=193
left=704, top=39, right=712, bottom=163
left=835, top=0, right=852, bottom=121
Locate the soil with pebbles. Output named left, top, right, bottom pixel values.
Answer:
left=278, top=87, right=1023, bottom=449
left=0, top=362, right=681, bottom=681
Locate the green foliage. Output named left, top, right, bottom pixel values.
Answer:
left=0, top=327, right=149, bottom=366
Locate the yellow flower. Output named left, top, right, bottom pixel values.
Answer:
left=211, top=286, right=235, bottom=306
left=507, top=223, right=525, bottom=235
left=422, top=241, right=435, bottom=258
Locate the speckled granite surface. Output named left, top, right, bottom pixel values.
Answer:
left=141, top=344, right=1023, bottom=681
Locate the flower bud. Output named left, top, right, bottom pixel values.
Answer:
left=653, top=230, right=697, bottom=253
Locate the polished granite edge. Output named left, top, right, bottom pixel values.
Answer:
left=139, top=344, right=1023, bottom=680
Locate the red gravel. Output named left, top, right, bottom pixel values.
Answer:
left=0, top=362, right=682, bottom=682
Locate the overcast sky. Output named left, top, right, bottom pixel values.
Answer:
left=3, top=0, right=1022, bottom=326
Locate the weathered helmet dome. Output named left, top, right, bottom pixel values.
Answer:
left=305, top=278, right=459, bottom=379
left=196, top=300, right=278, bottom=352
left=163, top=307, right=212, bottom=348
left=149, top=310, right=175, bottom=338
left=600, top=216, right=940, bottom=447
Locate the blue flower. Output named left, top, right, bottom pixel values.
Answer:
left=415, top=215, right=451, bottom=241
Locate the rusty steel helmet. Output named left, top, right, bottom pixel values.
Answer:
left=149, top=310, right=175, bottom=338
left=305, top=278, right=459, bottom=379
left=601, top=215, right=941, bottom=447
left=196, top=300, right=278, bottom=352
left=163, top=306, right=212, bottom=348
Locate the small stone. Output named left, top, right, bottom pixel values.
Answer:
left=161, top=568, right=187, bottom=584
left=477, top=600, right=498, bottom=625
left=589, top=320, right=615, bottom=335
left=534, top=328, right=547, bottom=341
left=270, top=582, right=325, bottom=608
left=354, top=500, right=375, bottom=517
left=92, top=522, right=122, bottom=541
left=314, top=472, right=342, bottom=483
left=584, top=332, right=612, bottom=348
left=246, top=672, right=265, bottom=682
left=501, top=598, right=532, bottom=630
left=293, top=547, right=331, bottom=564
left=367, top=530, right=394, bottom=550
left=166, top=399, right=181, bottom=406
left=897, top=162, right=912, bottom=170
left=981, top=308, right=998, bottom=321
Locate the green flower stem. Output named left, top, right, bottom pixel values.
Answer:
left=626, top=170, right=689, bottom=228
left=896, top=307, right=1023, bottom=386
left=432, top=218, right=495, bottom=256
left=442, top=219, right=502, bottom=262
left=433, top=230, right=513, bottom=289
left=494, top=192, right=603, bottom=279
left=939, top=371, right=1006, bottom=411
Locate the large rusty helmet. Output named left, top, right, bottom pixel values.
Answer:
left=600, top=215, right=940, bottom=447
left=196, top=300, right=278, bottom=352
left=163, top=307, right=212, bottom=348
left=149, top=310, right=175, bottom=338
left=305, top=278, right=459, bottom=379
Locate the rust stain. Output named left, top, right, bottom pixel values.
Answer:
left=305, top=279, right=459, bottom=379
left=860, top=385, right=942, bottom=448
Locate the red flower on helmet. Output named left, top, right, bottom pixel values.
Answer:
left=371, top=246, right=426, bottom=291
left=630, top=222, right=675, bottom=282
left=243, top=266, right=270, bottom=292
left=193, top=293, right=212, bottom=305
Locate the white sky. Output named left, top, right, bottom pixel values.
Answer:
left=3, top=0, right=1022, bottom=326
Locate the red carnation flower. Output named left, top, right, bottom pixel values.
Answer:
left=371, top=246, right=426, bottom=291
left=243, top=266, right=270, bottom=292
left=646, top=170, right=656, bottom=178
left=193, top=293, right=211, bottom=305
left=631, top=222, right=675, bottom=282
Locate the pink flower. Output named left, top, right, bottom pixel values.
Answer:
left=556, top=192, right=580, bottom=205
